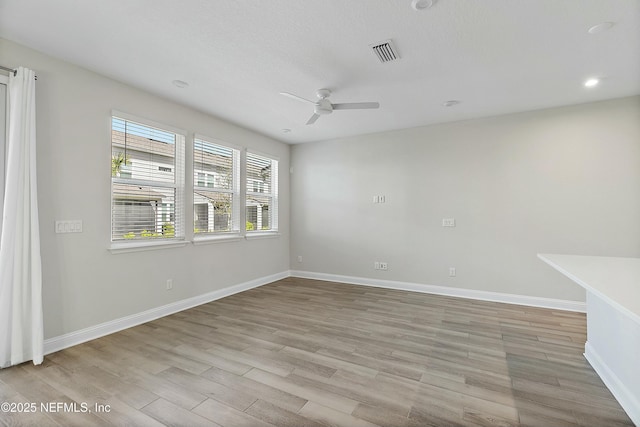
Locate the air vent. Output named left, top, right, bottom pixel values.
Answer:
left=370, top=40, right=399, bottom=63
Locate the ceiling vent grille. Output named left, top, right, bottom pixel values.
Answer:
left=370, top=40, right=399, bottom=63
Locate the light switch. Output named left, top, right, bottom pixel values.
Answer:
left=442, top=218, right=456, bottom=227
left=55, top=220, right=83, bottom=233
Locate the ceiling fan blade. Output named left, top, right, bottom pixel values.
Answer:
left=332, top=102, right=380, bottom=110
left=280, top=92, right=316, bottom=104
left=306, top=113, right=320, bottom=125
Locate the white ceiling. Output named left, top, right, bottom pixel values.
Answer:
left=1, top=0, right=638, bottom=144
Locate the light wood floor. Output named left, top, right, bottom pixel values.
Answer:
left=0, top=277, right=634, bottom=427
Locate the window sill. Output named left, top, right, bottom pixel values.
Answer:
left=109, top=239, right=188, bottom=254
left=245, top=231, right=281, bottom=240
left=192, top=234, right=244, bottom=245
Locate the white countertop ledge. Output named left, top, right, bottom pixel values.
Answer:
left=538, top=253, right=640, bottom=324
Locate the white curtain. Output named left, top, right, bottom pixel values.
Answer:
left=0, top=67, right=43, bottom=368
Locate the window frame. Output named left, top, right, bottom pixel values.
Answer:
left=109, top=110, right=187, bottom=253
left=107, top=112, right=281, bottom=253
left=245, top=150, right=279, bottom=236
left=192, top=134, right=241, bottom=242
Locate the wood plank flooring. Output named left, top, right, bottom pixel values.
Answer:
left=0, top=277, right=634, bottom=426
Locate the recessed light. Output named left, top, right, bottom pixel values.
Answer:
left=172, top=79, right=189, bottom=88
left=411, top=0, right=435, bottom=11
left=443, top=100, right=460, bottom=107
left=584, top=78, right=600, bottom=88
left=588, top=22, right=614, bottom=34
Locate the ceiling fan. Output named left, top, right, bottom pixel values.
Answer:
left=280, top=88, right=380, bottom=125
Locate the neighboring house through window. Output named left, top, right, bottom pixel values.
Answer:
left=193, top=137, right=240, bottom=235
left=110, top=111, right=278, bottom=247
left=110, top=113, right=185, bottom=242
left=246, top=152, right=278, bottom=232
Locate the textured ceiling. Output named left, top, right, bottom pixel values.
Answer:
left=1, top=0, right=638, bottom=144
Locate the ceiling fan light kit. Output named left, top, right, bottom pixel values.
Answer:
left=281, top=88, right=380, bottom=125
left=411, top=0, right=435, bottom=11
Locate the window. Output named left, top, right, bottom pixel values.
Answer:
left=246, top=152, right=278, bottom=232
left=193, top=137, right=240, bottom=235
left=111, top=114, right=185, bottom=242
left=0, top=75, right=7, bottom=240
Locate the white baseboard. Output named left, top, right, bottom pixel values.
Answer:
left=43, top=270, right=289, bottom=356
left=43, top=269, right=585, bottom=357
left=289, top=270, right=586, bottom=312
left=584, top=341, right=640, bottom=426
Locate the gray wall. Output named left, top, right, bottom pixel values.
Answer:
left=290, top=96, right=640, bottom=302
left=1, top=38, right=290, bottom=339
left=3, top=36, right=639, bottom=341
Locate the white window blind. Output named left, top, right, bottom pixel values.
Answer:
left=246, top=152, right=278, bottom=232
left=193, top=137, right=240, bottom=235
left=111, top=116, right=184, bottom=242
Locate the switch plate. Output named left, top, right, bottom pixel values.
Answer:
left=297, top=255, right=303, bottom=263
left=442, top=218, right=456, bottom=227
left=380, top=262, right=388, bottom=270
left=449, top=267, right=456, bottom=277
left=55, top=220, right=83, bottom=233
left=166, top=279, right=173, bottom=290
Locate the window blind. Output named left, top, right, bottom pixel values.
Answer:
left=111, top=116, right=184, bottom=241
left=246, top=152, right=278, bottom=231
left=193, top=138, right=240, bottom=234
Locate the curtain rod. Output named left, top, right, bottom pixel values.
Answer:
left=0, top=65, right=37, bottom=80
left=0, top=65, right=17, bottom=76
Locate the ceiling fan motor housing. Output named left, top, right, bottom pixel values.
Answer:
left=280, top=87, right=379, bottom=124
left=315, top=99, right=333, bottom=115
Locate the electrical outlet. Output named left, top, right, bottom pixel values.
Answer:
left=166, top=279, right=173, bottom=290
left=373, top=195, right=386, bottom=204
left=374, top=261, right=388, bottom=270
left=449, top=267, right=456, bottom=277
